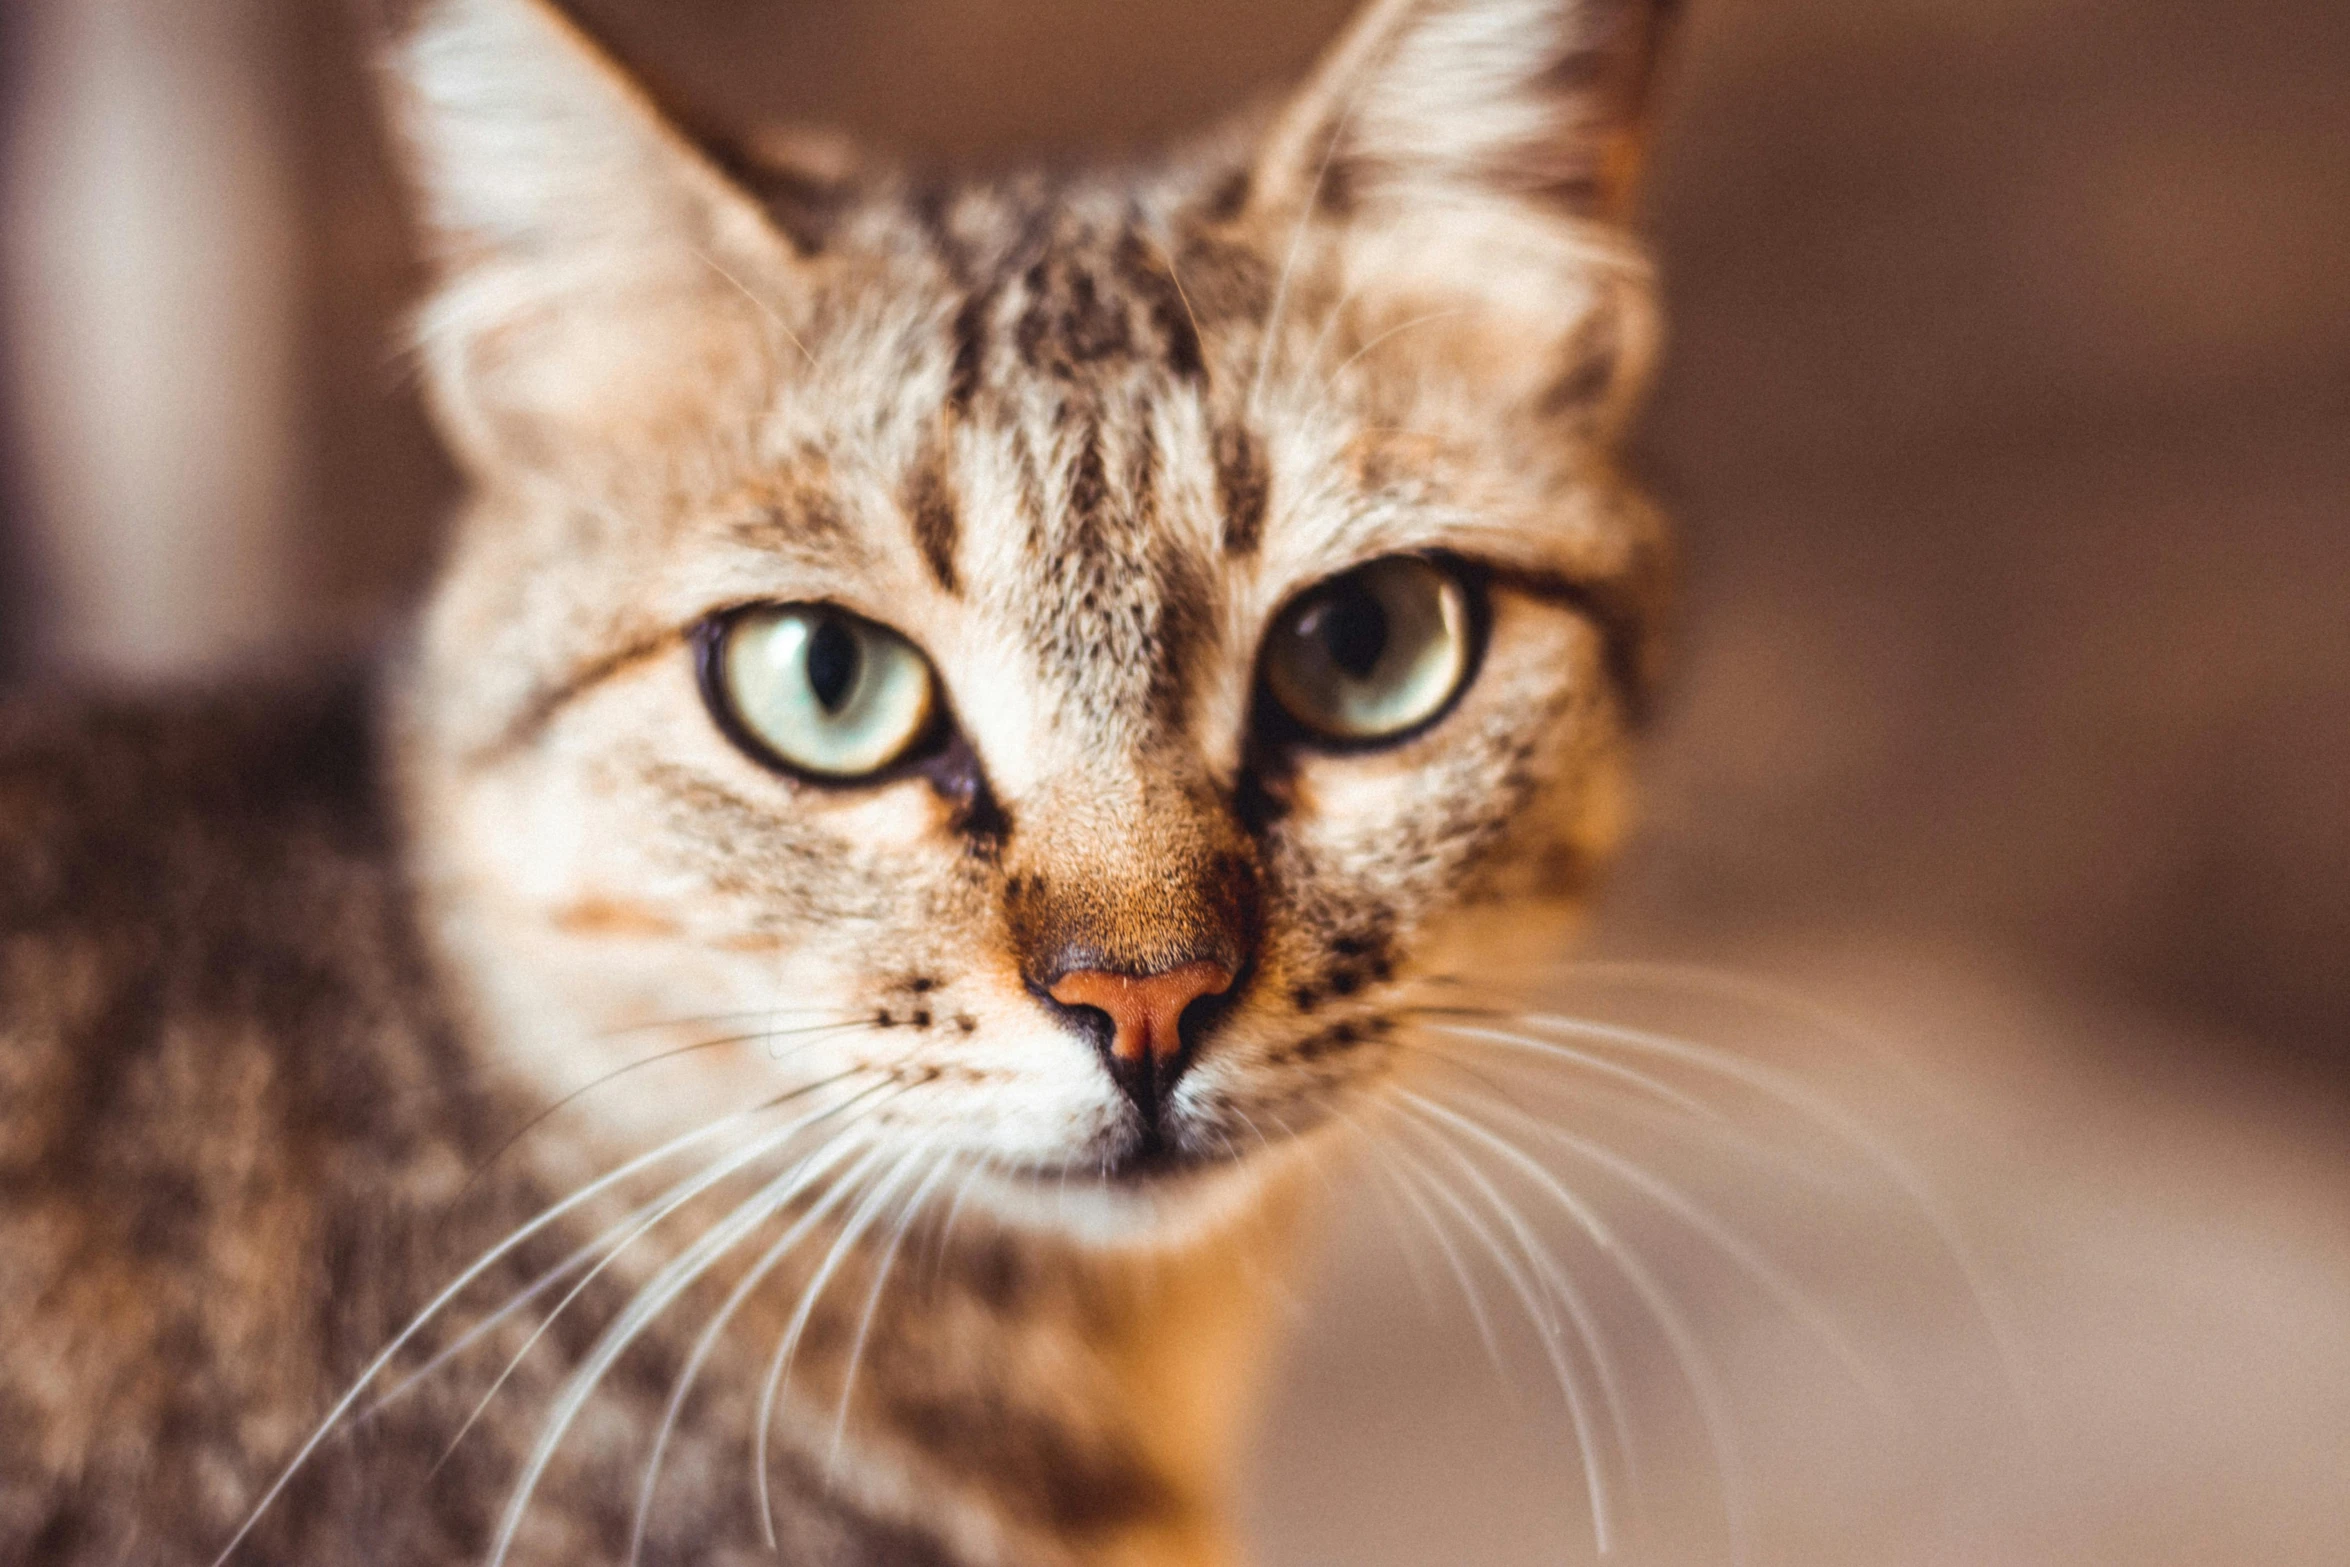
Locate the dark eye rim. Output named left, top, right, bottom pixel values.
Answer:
left=690, top=601, right=958, bottom=790
left=1251, top=552, right=1493, bottom=755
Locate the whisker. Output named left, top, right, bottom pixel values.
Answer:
left=364, top=1184, right=677, bottom=1421
left=1516, top=1009, right=2028, bottom=1414
left=756, top=1146, right=932, bottom=1541
left=1396, top=1021, right=1853, bottom=1206
left=1136, top=228, right=1207, bottom=367
left=589, top=1007, right=858, bottom=1045
left=1357, top=1121, right=1520, bottom=1400
left=627, top=1138, right=900, bottom=1567
left=1337, top=1117, right=1452, bottom=1329
left=1542, top=960, right=1914, bottom=1063
left=1414, top=1018, right=1727, bottom=1124
left=925, top=1153, right=998, bottom=1286
left=1396, top=1091, right=1752, bottom=1567
left=693, top=245, right=820, bottom=370
left=434, top=1083, right=863, bottom=1479
left=458, top=1019, right=875, bottom=1196
left=1247, top=54, right=1386, bottom=418
left=1384, top=1111, right=1619, bottom=1554
left=485, top=1078, right=908, bottom=1567
left=1456, top=1086, right=1892, bottom=1407
left=209, top=1098, right=804, bottom=1567
left=828, top=1152, right=961, bottom=1466
left=1316, top=308, right=1470, bottom=399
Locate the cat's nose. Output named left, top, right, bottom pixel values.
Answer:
left=1049, top=961, right=1234, bottom=1116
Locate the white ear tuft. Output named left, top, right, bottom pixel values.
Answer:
left=389, top=0, right=797, bottom=470
left=1260, top=0, right=1675, bottom=223
left=1251, top=0, right=1677, bottom=428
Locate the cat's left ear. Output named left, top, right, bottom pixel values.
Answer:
left=1247, top=0, right=1682, bottom=423
left=385, top=0, right=805, bottom=473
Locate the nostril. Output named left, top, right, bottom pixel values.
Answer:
left=1048, top=961, right=1234, bottom=1072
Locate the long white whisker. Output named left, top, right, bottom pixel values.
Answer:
left=210, top=1099, right=796, bottom=1567
left=486, top=1080, right=905, bottom=1567
left=1344, top=1126, right=1452, bottom=1328
left=927, top=1153, right=998, bottom=1285
left=1403, top=1024, right=1852, bottom=1209
left=433, top=1083, right=863, bottom=1476
left=1519, top=1009, right=2028, bottom=1415
left=1370, top=1131, right=1522, bottom=1401
left=1385, top=1111, right=1617, bottom=1554
left=626, top=1139, right=899, bottom=1567
left=1396, top=1091, right=1751, bottom=1567
left=367, top=1182, right=681, bottom=1422
left=755, top=1146, right=931, bottom=1542
left=1420, top=1022, right=1727, bottom=1123
left=1459, top=1085, right=1891, bottom=1407
left=828, top=1153, right=961, bottom=1466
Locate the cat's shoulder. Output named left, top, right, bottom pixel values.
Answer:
left=0, top=670, right=389, bottom=882
left=0, top=668, right=457, bottom=1173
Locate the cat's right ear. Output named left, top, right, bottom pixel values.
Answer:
left=1239, top=0, right=1681, bottom=430
left=384, top=0, right=803, bottom=475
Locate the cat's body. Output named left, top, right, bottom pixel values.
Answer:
left=0, top=1, right=1676, bottom=1561
left=0, top=674, right=1287, bottom=1564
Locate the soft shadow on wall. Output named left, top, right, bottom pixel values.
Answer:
left=1, top=0, right=2345, bottom=1072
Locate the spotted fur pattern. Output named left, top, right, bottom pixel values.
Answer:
left=1, top=1, right=1673, bottom=1561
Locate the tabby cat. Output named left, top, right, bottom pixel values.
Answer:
left=0, top=0, right=1674, bottom=1560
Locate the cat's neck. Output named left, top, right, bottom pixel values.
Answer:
left=802, top=1181, right=1306, bottom=1567
left=529, top=1144, right=1311, bottom=1567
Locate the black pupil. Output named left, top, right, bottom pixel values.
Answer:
left=1316, top=577, right=1390, bottom=680
left=805, top=617, right=862, bottom=713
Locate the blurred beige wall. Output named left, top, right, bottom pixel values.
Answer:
left=2, top=0, right=301, bottom=676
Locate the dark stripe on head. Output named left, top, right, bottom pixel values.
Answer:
left=1112, top=225, right=1206, bottom=386
left=1015, top=255, right=1134, bottom=381
left=1067, top=421, right=1110, bottom=534
left=903, top=440, right=962, bottom=595
left=1148, top=539, right=1217, bottom=728
left=1214, top=425, right=1270, bottom=555
left=948, top=291, right=992, bottom=414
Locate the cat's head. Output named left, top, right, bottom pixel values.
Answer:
left=392, top=0, right=1674, bottom=1237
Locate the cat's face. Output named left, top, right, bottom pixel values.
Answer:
left=396, top=0, right=1669, bottom=1235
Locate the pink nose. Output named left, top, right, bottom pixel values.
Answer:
left=1048, top=961, right=1235, bottom=1069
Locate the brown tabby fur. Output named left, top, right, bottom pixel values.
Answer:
left=0, top=1, right=1675, bottom=1561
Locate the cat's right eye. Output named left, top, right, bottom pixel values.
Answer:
left=697, top=605, right=939, bottom=781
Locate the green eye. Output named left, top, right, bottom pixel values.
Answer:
left=702, top=605, right=938, bottom=779
left=1262, top=557, right=1476, bottom=744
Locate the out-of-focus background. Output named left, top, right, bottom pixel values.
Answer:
left=3, top=2, right=2345, bottom=1562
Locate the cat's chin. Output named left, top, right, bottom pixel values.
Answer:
left=975, top=1132, right=1320, bottom=1247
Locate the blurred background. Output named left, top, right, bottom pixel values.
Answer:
left=3, top=1, right=2345, bottom=1562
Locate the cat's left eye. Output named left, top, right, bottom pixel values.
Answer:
left=1261, top=556, right=1478, bottom=745
left=698, top=604, right=939, bottom=780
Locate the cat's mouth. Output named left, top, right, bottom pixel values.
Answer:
left=1013, top=1122, right=1255, bottom=1189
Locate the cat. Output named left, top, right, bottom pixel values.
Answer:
left=0, top=0, right=1678, bottom=1561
